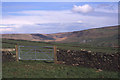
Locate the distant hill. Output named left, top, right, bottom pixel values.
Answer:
left=1, top=25, right=119, bottom=47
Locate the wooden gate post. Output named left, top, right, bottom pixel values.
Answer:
left=54, top=45, right=57, bottom=64
left=15, top=45, right=19, bottom=62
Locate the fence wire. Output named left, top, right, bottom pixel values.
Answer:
left=18, top=46, right=54, bottom=60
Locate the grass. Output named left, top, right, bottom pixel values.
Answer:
left=2, top=61, right=119, bottom=78
left=2, top=38, right=119, bottom=78
left=2, top=38, right=118, bottom=54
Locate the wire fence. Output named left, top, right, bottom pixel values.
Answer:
left=18, top=46, right=54, bottom=60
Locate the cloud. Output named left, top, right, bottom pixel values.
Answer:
left=2, top=10, right=84, bottom=26
left=76, top=20, right=83, bottom=23
left=95, top=3, right=118, bottom=14
left=0, top=28, right=13, bottom=32
left=1, top=7, right=118, bottom=34
left=95, top=8, right=118, bottom=14
left=72, top=4, right=94, bottom=13
left=0, top=25, right=10, bottom=28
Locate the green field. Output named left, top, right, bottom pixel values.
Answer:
left=2, top=38, right=118, bottom=54
left=2, top=38, right=119, bottom=78
left=2, top=61, right=119, bottom=78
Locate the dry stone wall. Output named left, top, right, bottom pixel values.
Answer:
left=57, top=49, right=120, bottom=71
left=2, top=51, right=16, bottom=62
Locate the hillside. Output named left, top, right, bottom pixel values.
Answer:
left=59, top=25, right=119, bottom=47
left=1, top=25, right=119, bottom=47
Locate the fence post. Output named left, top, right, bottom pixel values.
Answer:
left=54, top=45, right=57, bottom=64
left=15, top=45, right=19, bottom=62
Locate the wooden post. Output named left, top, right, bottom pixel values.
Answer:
left=15, top=45, right=19, bottom=62
left=54, top=45, right=57, bottom=64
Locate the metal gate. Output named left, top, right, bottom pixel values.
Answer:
left=18, top=46, right=54, bottom=60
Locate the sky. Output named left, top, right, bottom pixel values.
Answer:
left=1, top=2, right=118, bottom=34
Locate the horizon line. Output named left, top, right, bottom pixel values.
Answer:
left=1, top=25, right=118, bottom=34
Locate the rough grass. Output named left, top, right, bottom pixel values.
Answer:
left=2, top=38, right=118, bottom=54
left=2, top=61, right=119, bottom=78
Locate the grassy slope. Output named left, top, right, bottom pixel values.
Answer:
left=61, top=26, right=118, bottom=47
left=2, top=26, right=119, bottom=48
